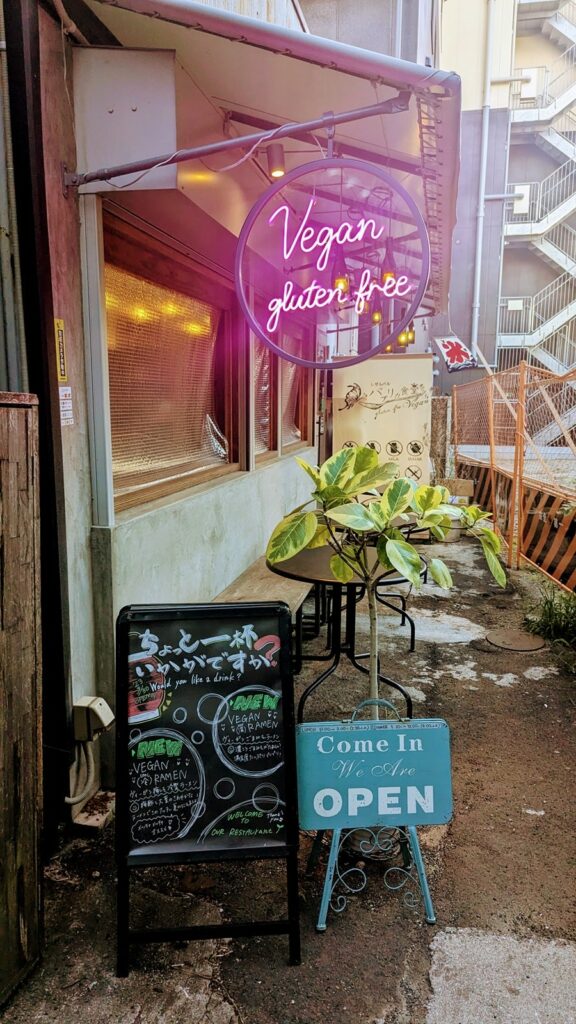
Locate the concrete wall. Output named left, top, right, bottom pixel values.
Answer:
left=501, top=247, right=557, bottom=296
left=508, top=143, right=561, bottom=183
left=300, top=0, right=436, bottom=63
left=301, top=0, right=397, bottom=55
left=440, top=0, right=516, bottom=110
left=437, top=108, right=509, bottom=389
left=515, top=31, right=565, bottom=69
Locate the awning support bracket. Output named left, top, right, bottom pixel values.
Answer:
left=62, top=92, right=411, bottom=191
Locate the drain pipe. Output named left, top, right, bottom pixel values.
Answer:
left=394, top=0, right=403, bottom=59
left=470, top=0, right=496, bottom=357
left=0, top=0, right=28, bottom=391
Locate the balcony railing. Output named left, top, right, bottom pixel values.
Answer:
left=506, top=159, right=576, bottom=223
left=511, top=41, right=576, bottom=108
left=500, top=272, right=576, bottom=335
left=543, top=221, right=576, bottom=262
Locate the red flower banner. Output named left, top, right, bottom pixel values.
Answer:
left=434, top=336, right=477, bottom=372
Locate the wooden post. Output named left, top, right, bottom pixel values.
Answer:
left=0, top=393, right=42, bottom=1005
left=510, top=362, right=527, bottom=571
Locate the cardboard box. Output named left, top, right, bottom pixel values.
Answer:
left=436, top=478, right=475, bottom=498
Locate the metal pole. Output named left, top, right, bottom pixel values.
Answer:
left=470, top=0, right=496, bottom=357
left=64, top=95, right=409, bottom=190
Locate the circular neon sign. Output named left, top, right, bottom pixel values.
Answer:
left=235, top=158, right=430, bottom=371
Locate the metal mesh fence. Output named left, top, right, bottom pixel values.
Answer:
left=452, top=361, right=576, bottom=589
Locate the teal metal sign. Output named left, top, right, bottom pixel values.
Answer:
left=296, top=719, right=452, bottom=830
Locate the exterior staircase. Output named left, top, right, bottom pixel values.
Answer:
left=504, top=158, right=576, bottom=235
left=536, top=108, right=576, bottom=159
left=498, top=273, right=576, bottom=372
left=530, top=222, right=576, bottom=274
left=500, top=0, right=576, bottom=433
left=542, top=1, right=576, bottom=46
left=511, top=34, right=576, bottom=121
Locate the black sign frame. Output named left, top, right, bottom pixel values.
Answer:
left=115, top=603, right=300, bottom=975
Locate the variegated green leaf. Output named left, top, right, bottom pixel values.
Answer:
left=350, top=446, right=379, bottom=476
left=428, top=557, right=453, bottom=590
left=319, top=448, right=356, bottom=488
left=344, top=462, right=398, bottom=496
left=367, top=501, right=387, bottom=530
left=266, top=511, right=318, bottom=563
left=295, top=457, right=320, bottom=486
left=307, top=524, right=331, bottom=549
left=376, top=536, right=393, bottom=570
left=412, top=485, right=443, bottom=514
left=313, top=484, right=351, bottom=510
left=329, top=553, right=355, bottom=583
left=474, top=525, right=501, bottom=553
left=385, top=538, right=423, bottom=587
left=479, top=538, right=507, bottom=587
left=325, top=503, right=376, bottom=532
left=381, top=478, right=413, bottom=520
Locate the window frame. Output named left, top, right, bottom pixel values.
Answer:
left=102, top=208, right=243, bottom=512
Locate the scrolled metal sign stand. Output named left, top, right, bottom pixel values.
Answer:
left=234, top=158, right=431, bottom=371
left=296, top=699, right=453, bottom=931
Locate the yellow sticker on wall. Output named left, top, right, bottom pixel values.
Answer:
left=54, top=318, right=67, bottom=382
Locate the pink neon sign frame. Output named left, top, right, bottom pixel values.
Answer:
left=234, top=158, right=431, bottom=371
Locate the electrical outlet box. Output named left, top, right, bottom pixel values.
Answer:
left=72, top=696, right=115, bottom=741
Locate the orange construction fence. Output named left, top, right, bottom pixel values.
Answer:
left=452, top=361, right=576, bottom=592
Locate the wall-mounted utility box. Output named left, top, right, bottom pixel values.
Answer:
left=72, top=47, right=263, bottom=236
left=73, top=48, right=181, bottom=192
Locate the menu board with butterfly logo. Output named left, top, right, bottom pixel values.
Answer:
left=115, top=603, right=300, bottom=974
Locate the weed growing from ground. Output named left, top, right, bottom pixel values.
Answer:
left=524, top=582, right=576, bottom=674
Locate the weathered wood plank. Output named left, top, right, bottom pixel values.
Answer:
left=214, top=555, right=311, bottom=613
left=0, top=397, right=42, bottom=1006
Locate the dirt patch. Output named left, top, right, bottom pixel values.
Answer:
left=4, top=542, right=576, bottom=1024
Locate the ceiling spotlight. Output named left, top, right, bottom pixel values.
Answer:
left=267, top=143, right=285, bottom=179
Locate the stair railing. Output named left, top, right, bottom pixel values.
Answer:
left=559, top=1, right=576, bottom=28
left=543, top=221, right=576, bottom=263
left=506, top=159, right=576, bottom=223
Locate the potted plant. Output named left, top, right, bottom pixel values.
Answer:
left=266, top=446, right=506, bottom=712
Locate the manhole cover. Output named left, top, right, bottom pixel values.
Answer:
left=485, top=629, right=546, bottom=652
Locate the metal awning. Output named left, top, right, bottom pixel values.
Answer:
left=83, top=0, right=461, bottom=313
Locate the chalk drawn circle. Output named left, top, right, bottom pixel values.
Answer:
left=191, top=730, right=204, bottom=745
left=172, top=707, right=187, bottom=725
left=128, top=727, right=205, bottom=843
left=129, top=729, right=142, bottom=742
left=211, top=686, right=283, bottom=778
left=214, top=777, right=236, bottom=801
left=252, top=783, right=280, bottom=813
left=198, top=797, right=286, bottom=845
left=197, top=692, right=229, bottom=726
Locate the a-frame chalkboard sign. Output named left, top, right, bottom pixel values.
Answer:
left=115, top=603, right=300, bottom=975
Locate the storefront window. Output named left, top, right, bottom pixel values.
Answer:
left=104, top=262, right=236, bottom=508
left=254, top=339, right=277, bottom=457
left=280, top=329, right=312, bottom=450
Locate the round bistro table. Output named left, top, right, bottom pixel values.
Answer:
left=266, top=546, right=416, bottom=723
